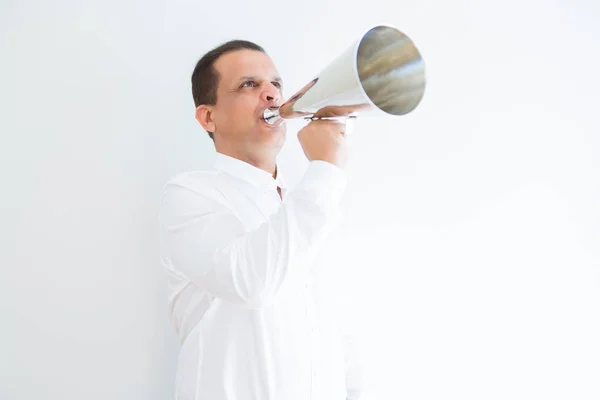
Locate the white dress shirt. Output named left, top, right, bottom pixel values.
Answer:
left=159, top=152, right=363, bottom=400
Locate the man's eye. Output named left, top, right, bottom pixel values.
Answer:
left=272, top=82, right=281, bottom=89
left=241, top=81, right=257, bottom=88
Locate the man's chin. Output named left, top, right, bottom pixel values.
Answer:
left=258, top=119, right=286, bottom=138
left=255, top=121, right=286, bottom=147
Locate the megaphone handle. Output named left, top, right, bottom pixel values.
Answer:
left=304, top=116, right=357, bottom=122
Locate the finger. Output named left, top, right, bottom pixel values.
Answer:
left=311, top=118, right=345, bottom=130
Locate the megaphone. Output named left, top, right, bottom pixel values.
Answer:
left=263, top=25, right=426, bottom=126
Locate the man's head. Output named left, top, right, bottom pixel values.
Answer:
left=191, top=40, right=286, bottom=156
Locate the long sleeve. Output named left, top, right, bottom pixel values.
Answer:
left=159, top=160, right=347, bottom=309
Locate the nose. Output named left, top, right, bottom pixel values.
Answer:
left=261, top=83, right=280, bottom=104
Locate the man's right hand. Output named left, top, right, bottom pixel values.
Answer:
left=297, top=119, right=348, bottom=169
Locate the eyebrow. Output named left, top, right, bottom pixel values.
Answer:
left=238, top=76, right=283, bottom=83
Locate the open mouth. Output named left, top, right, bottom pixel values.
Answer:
left=262, top=107, right=282, bottom=125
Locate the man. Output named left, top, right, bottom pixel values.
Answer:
left=159, top=39, right=363, bottom=400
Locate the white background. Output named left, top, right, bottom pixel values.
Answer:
left=1, top=0, right=599, bottom=399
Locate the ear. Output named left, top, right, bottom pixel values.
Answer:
left=195, top=105, right=216, bottom=133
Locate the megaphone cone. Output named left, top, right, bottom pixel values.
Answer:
left=264, top=25, right=426, bottom=125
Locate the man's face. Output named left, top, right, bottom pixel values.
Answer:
left=208, top=49, right=286, bottom=150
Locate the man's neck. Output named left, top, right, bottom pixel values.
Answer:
left=216, top=147, right=277, bottom=178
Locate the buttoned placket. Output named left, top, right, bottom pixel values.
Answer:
left=272, top=183, right=318, bottom=398
left=259, top=183, right=318, bottom=398
left=304, top=269, right=319, bottom=399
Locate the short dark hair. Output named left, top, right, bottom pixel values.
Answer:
left=191, top=40, right=266, bottom=141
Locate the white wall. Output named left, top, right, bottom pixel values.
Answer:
left=1, top=0, right=599, bottom=399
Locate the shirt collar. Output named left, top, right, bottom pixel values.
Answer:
left=214, top=152, right=287, bottom=191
